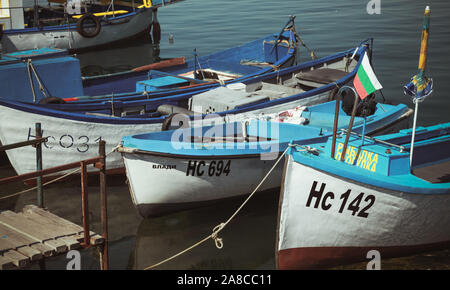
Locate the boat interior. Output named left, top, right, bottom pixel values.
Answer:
left=47, top=52, right=361, bottom=120
left=338, top=125, right=450, bottom=183
left=18, top=1, right=136, bottom=29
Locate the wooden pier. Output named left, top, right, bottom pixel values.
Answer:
left=0, top=123, right=109, bottom=270
left=0, top=205, right=103, bottom=269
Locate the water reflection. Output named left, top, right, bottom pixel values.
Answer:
left=75, top=37, right=161, bottom=76
left=129, top=191, right=280, bottom=270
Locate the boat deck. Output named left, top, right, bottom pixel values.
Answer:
left=413, top=160, right=450, bottom=184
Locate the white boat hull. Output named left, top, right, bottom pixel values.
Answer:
left=276, top=155, right=450, bottom=269
left=0, top=92, right=329, bottom=176
left=122, top=105, right=412, bottom=217
left=1, top=9, right=153, bottom=52
left=123, top=153, right=282, bottom=217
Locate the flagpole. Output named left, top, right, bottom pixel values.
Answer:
left=409, top=100, right=419, bottom=167
left=361, top=116, right=367, bottom=147
left=408, top=6, right=431, bottom=169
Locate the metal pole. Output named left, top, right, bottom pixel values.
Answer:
left=340, top=90, right=360, bottom=162
left=361, top=116, right=367, bottom=147
left=330, top=94, right=341, bottom=159
left=98, top=140, right=109, bottom=270
left=409, top=100, right=419, bottom=168
left=35, top=123, right=43, bottom=208
left=81, top=161, right=90, bottom=247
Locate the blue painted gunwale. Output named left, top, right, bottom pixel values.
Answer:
left=36, top=43, right=367, bottom=116
left=79, top=29, right=298, bottom=98
left=288, top=123, right=450, bottom=194
left=0, top=44, right=368, bottom=125
left=120, top=101, right=409, bottom=157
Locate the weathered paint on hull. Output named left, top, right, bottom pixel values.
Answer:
left=0, top=92, right=328, bottom=176
left=1, top=9, right=153, bottom=53
left=276, top=155, right=450, bottom=269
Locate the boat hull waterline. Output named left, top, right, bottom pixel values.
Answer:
left=277, top=155, right=450, bottom=270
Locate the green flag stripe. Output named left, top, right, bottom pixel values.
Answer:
left=356, top=65, right=376, bottom=94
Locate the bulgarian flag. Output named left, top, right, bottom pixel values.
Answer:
left=353, top=52, right=383, bottom=99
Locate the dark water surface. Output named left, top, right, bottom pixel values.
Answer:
left=1, top=0, right=450, bottom=270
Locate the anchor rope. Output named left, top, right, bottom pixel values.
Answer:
left=143, top=145, right=291, bottom=270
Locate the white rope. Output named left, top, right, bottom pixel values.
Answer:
left=144, top=146, right=290, bottom=270
left=0, top=167, right=81, bottom=201
left=28, top=60, right=49, bottom=99
left=0, top=144, right=119, bottom=201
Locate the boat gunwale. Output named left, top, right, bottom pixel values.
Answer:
left=287, top=139, right=450, bottom=194
left=2, top=7, right=148, bottom=34
left=0, top=45, right=367, bottom=125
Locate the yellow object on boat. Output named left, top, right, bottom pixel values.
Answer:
left=138, top=0, right=153, bottom=8
left=71, top=10, right=129, bottom=19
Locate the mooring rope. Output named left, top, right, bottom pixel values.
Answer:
left=0, top=168, right=81, bottom=201
left=143, top=146, right=291, bottom=270
left=0, top=145, right=120, bottom=201
left=28, top=60, right=50, bottom=99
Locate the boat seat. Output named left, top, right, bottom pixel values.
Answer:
left=157, top=104, right=196, bottom=116
left=296, top=68, right=348, bottom=85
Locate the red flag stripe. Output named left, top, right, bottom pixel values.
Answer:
left=353, top=73, right=369, bottom=99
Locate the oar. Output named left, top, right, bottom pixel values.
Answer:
left=403, top=6, right=433, bottom=169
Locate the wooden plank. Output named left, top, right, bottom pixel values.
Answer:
left=57, top=237, right=81, bottom=250
left=73, top=233, right=104, bottom=246
left=3, top=250, right=29, bottom=268
left=133, top=57, right=186, bottom=72
left=0, top=255, right=16, bottom=270
left=0, top=235, right=42, bottom=261
left=0, top=237, right=12, bottom=253
left=0, top=223, right=39, bottom=251
left=0, top=223, right=55, bottom=257
left=43, top=240, right=67, bottom=254
left=21, top=208, right=84, bottom=237
left=0, top=211, right=77, bottom=241
left=22, top=205, right=85, bottom=234
left=16, top=246, right=42, bottom=262
left=30, top=244, right=55, bottom=257
left=23, top=206, right=100, bottom=245
left=0, top=212, right=68, bottom=253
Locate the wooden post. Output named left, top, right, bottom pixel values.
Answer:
left=98, top=140, right=109, bottom=270
left=35, top=123, right=44, bottom=208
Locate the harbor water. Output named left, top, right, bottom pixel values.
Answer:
left=1, top=0, right=450, bottom=270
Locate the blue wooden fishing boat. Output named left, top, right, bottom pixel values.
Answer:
left=0, top=41, right=403, bottom=181
left=0, top=16, right=298, bottom=103
left=276, top=6, right=448, bottom=270
left=277, top=123, right=450, bottom=269
left=117, top=95, right=412, bottom=217
left=0, top=0, right=183, bottom=53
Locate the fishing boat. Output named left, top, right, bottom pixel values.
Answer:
left=118, top=95, right=412, bottom=217
left=0, top=0, right=183, bottom=53
left=276, top=123, right=450, bottom=269
left=0, top=41, right=400, bottom=181
left=0, top=16, right=298, bottom=103
left=0, top=41, right=367, bottom=174
left=276, top=7, right=449, bottom=270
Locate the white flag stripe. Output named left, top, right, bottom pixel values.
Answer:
left=361, top=53, right=383, bottom=90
